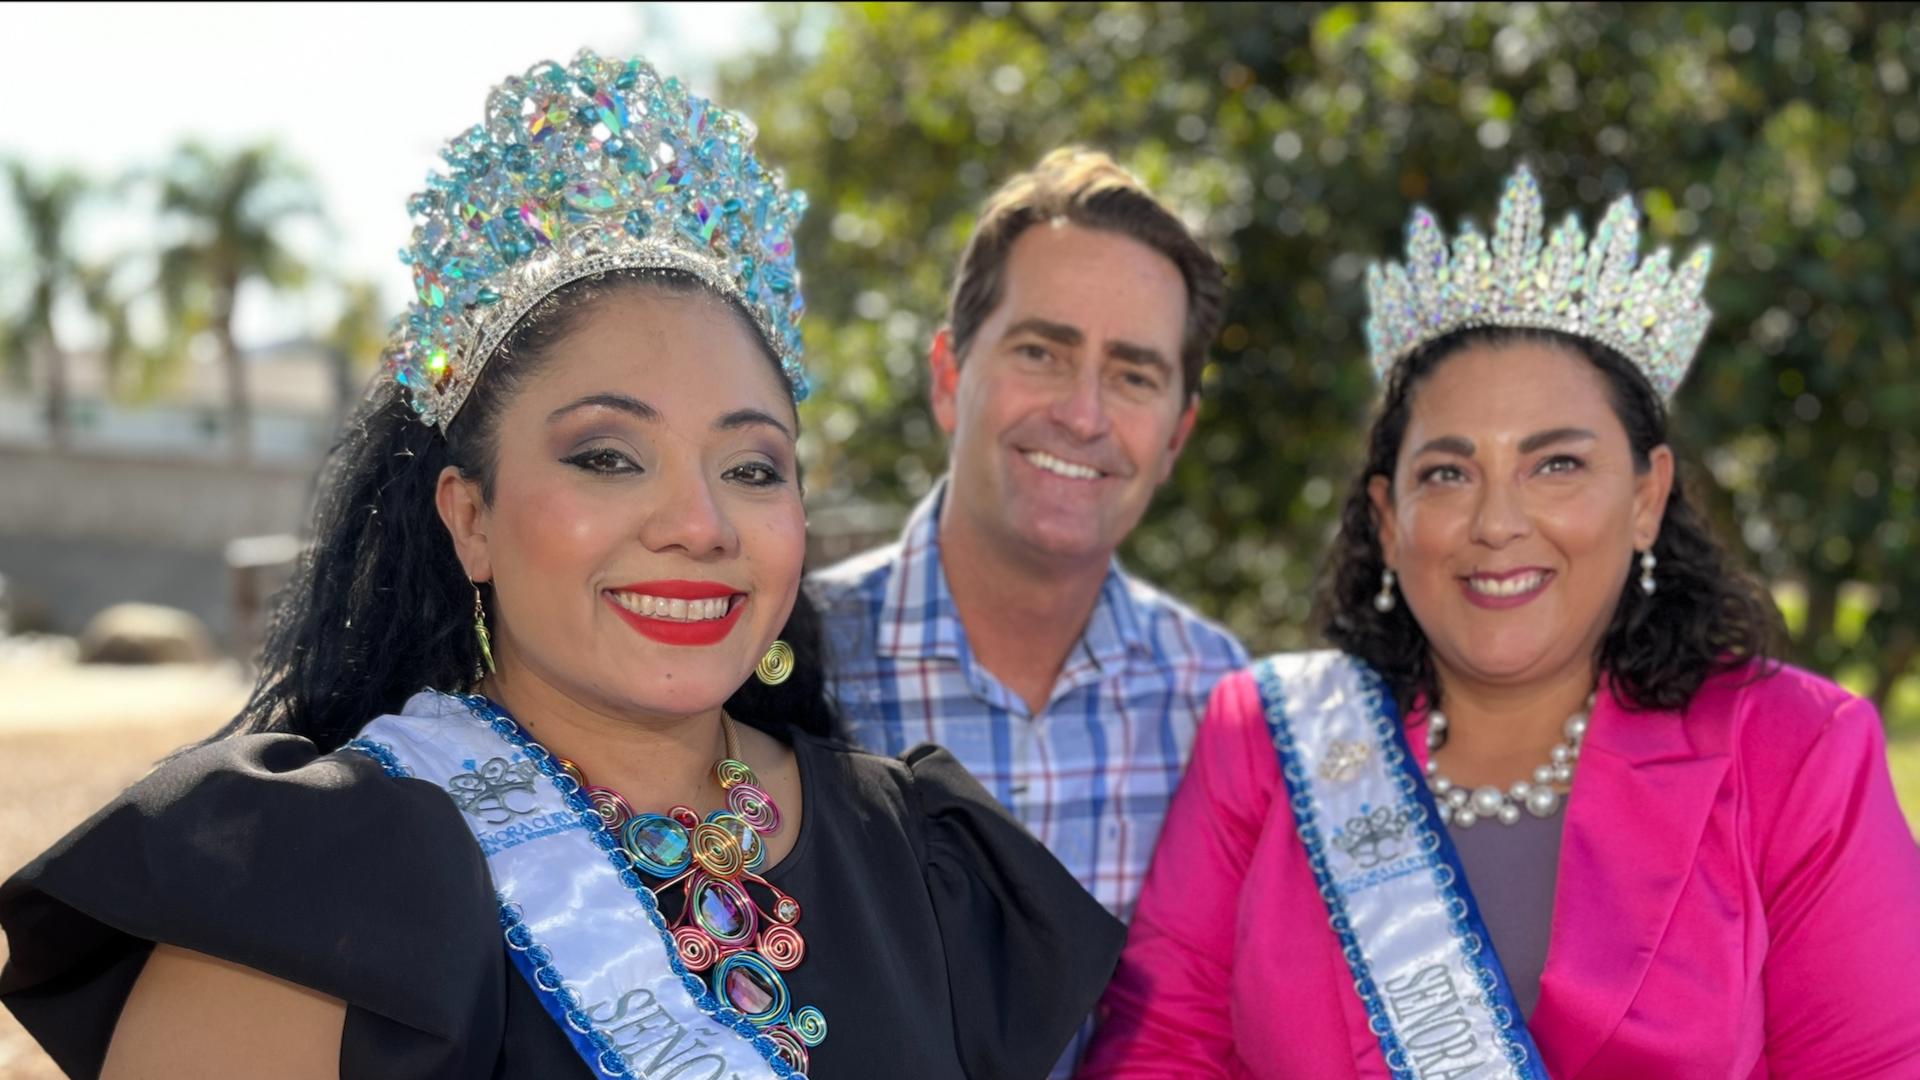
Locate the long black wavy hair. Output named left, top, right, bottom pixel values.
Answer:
left=222, top=268, right=836, bottom=752
left=1317, top=325, right=1779, bottom=715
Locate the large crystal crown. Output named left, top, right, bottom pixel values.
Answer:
left=383, top=50, right=809, bottom=430
left=1365, top=166, right=1712, bottom=398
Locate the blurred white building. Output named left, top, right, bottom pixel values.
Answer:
left=0, top=342, right=346, bottom=650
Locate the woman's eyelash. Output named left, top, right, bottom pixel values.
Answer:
left=727, top=462, right=785, bottom=486
left=562, top=447, right=640, bottom=473
left=561, top=448, right=788, bottom=486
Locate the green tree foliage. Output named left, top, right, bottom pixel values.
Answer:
left=721, top=2, right=1920, bottom=707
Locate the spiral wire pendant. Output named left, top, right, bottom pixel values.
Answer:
left=584, top=715, right=824, bottom=1068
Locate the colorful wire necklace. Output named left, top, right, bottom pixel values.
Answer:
left=556, top=714, right=826, bottom=1071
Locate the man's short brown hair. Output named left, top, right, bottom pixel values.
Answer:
left=945, top=147, right=1226, bottom=400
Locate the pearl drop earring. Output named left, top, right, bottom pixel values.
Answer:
left=1375, top=568, right=1398, bottom=613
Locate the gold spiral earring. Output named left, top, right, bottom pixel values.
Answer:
left=755, top=639, right=794, bottom=686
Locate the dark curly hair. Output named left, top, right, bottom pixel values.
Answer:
left=1316, top=325, right=1779, bottom=715
left=220, top=268, right=836, bottom=752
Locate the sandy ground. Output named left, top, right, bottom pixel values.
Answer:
left=0, top=658, right=247, bottom=1080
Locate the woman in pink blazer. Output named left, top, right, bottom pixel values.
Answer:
left=1082, top=168, right=1920, bottom=1078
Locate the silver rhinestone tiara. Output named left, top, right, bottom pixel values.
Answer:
left=382, top=50, right=809, bottom=431
left=1364, top=166, right=1712, bottom=399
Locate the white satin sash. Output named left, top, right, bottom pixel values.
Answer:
left=349, top=691, right=784, bottom=1080
left=1255, top=653, right=1548, bottom=1080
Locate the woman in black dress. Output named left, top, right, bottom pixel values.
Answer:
left=0, top=50, right=1119, bottom=1080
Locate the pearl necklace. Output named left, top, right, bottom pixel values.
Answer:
left=1425, top=693, right=1594, bottom=828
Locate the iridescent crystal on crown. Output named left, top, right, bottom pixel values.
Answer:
left=1364, top=166, right=1712, bottom=398
left=383, top=50, right=810, bottom=430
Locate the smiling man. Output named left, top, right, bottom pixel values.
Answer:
left=811, top=148, right=1245, bottom=935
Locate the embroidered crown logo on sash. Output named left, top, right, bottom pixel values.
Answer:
left=1318, top=737, right=1374, bottom=783
left=349, top=692, right=814, bottom=1080
left=1331, top=803, right=1416, bottom=870
left=447, top=756, right=542, bottom=824
left=1255, top=652, right=1551, bottom=1080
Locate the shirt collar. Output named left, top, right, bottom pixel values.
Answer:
left=875, top=476, right=1151, bottom=668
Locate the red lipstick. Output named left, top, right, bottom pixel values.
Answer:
left=603, top=580, right=746, bottom=646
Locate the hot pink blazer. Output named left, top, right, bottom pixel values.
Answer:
left=1080, top=660, right=1920, bottom=1079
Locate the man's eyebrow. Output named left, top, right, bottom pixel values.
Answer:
left=1002, top=317, right=1084, bottom=346
left=1108, top=340, right=1172, bottom=374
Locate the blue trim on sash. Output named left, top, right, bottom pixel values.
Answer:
left=453, top=694, right=800, bottom=1075
left=1378, top=687, right=1543, bottom=1072
left=1252, top=663, right=1416, bottom=1079
left=1254, top=656, right=1549, bottom=1079
left=345, top=736, right=412, bottom=779
left=347, top=735, right=635, bottom=1076
left=498, top=900, right=641, bottom=1078
left=345, top=693, right=801, bottom=1079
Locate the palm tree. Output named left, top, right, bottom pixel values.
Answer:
left=325, top=278, right=388, bottom=427
left=3, top=162, right=88, bottom=448
left=156, top=142, right=319, bottom=461
left=76, top=261, right=141, bottom=397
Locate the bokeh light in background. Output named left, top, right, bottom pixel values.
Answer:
left=710, top=3, right=1920, bottom=729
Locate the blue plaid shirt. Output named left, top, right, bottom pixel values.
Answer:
left=809, top=482, right=1247, bottom=923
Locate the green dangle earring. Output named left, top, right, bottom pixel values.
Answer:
left=473, top=583, right=496, bottom=675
